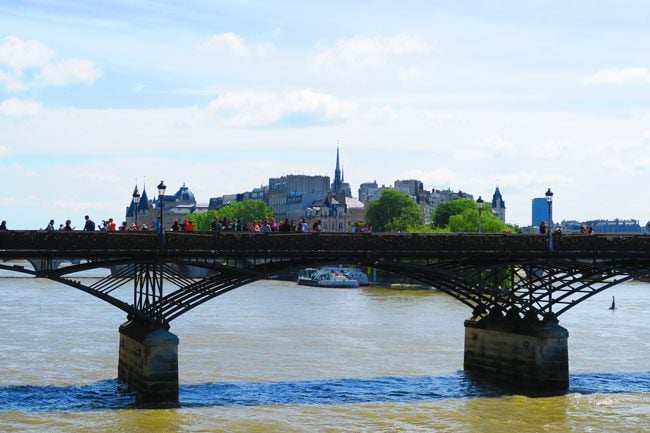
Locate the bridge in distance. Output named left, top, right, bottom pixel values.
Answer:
left=1, top=230, right=649, bottom=404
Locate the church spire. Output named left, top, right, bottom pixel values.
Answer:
left=333, top=146, right=342, bottom=194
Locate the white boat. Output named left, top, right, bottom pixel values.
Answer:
left=297, top=268, right=359, bottom=288
left=321, top=266, right=369, bottom=286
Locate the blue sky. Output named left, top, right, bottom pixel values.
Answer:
left=2, top=1, right=650, bottom=229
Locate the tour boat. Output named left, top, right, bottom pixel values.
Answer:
left=297, top=268, right=359, bottom=288
left=320, top=266, right=370, bottom=286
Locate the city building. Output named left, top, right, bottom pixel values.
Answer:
left=394, top=179, right=423, bottom=198
left=125, top=185, right=152, bottom=226
left=358, top=181, right=378, bottom=204
left=362, top=184, right=393, bottom=203
left=331, top=147, right=352, bottom=201
left=267, top=174, right=331, bottom=221
left=130, top=148, right=509, bottom=232
left=125, top=183, right=208, bottom=229
left=491, top=186, right=506, bottom=222
left=560, top=219, right=642, bottom=234
left=531, top=197, right=547, bottom=227
left=430, top=188, right=474, bottom=207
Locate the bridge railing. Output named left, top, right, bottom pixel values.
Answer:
left=162, top=232, right=550, bottom=257
left=2, top=231, right=650, bottom=261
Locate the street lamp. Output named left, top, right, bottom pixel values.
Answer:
left=157, top=180, right=166, bottom=233
left=545, top=188, right=553, bottom=252
left=132, top=186, right=141, bottom=228
left=476, top=196, right=484, bottom=233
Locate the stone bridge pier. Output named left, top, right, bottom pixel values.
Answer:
left=118, top=321, right=179, bottom=405
left=463, top=318, right=569, bottom=395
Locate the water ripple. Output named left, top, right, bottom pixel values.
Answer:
left=1, top=372, right=648, bottom=412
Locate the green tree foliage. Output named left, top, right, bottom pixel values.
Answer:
left=365, top=189, right=423, bottom=232
left=185, top=210, right=219, bottom=231
left=432, top=198, right=476, bottom=228
left=186, top=200, right=274, bottom=231
left=448, top=207, right=515, bottom=233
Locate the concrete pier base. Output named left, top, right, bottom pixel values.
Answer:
left=464, top=319, right=569, bottom=395
left=118, top=321, right=179, bottom=404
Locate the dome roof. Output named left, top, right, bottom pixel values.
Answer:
left=174, top=183, right=196, bottom=203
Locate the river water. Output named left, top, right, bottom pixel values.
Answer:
left=0, top=269, right=649, bottom=432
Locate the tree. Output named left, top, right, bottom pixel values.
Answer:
left=432, top=198, right=476, bottom=228
left=365, top=189, right=422, bottom=232
left=223, top=200, right=274, bottom=224
left=448, top=207, right=516, bottom=233
left=186, top=200, right=274, bottom=231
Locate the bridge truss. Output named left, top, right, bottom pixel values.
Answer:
left=1, top=232, right=649, bottom=327
left=372, top=257, right=638, bottom=325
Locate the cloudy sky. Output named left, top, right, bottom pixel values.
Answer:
left=1, top=1, right=650, bottom=229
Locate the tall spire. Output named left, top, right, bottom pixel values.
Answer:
left=333, top=146, right=342, bottom=194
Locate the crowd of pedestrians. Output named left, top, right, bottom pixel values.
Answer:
left=205, top=217, right=323, bottom=233
left=37, top=215, right=153, bottom=232
left=0, top=216, right=373, bottom=233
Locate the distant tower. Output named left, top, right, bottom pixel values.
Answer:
left=531, top=197, right=547, bottom=227
left=332, top=147, right=343, bottom=195
left=340, top=165, right=352, bottom=197
left=125, top=183, right=151, bottom=224
left=492, top=186, right=506, bottom=222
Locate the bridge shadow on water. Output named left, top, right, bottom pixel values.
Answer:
left=1, top=371, right=649, bottom=412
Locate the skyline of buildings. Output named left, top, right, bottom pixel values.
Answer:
left=124, top=148, right=644, bottom=232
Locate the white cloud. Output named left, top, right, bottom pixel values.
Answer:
left=358, top=105, right=399, bottom=124
left=600, top=157, right=632, bottom=173
left=583, top=67, right=650, bottom=85
left=40, top=58, right=102, bottom=85
left=0, top=98, right=41, bottom=116
left=481, top=135, right=517, bottom=153
left=0, top=36, right=101, bottom=91
left=399, top=67, right=422, bottom=81
left=532, top=139, right=571, bottom=160
left=0, top=36, right=54, bottom=70
left=201, top=32, right=248, bottom=56
left=422, top=111, right=462, bottom=129
left=315, top=34, right=428, bottom=68
left=9, top=163, right=37, bottom=177
left=454, top=135, right=516, bottom=161
left=199, top=32, right=272, bottom=58
left=207, top=89, right=356, bottom=127
left=0, top=70, right=27, bottom=91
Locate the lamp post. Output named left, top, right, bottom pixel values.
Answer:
left=157, top=180, right=166, bottom=233
left=545, top=188, right=553, bottom=252
left=132, top=186, right=141, bottom=228
left=476, top=196, right=484, bottom=233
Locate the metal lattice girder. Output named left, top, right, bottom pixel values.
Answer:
left=142, top=267, right=262, bottom=322
left=368, top=257, right=639, bottom=322
left=4, top=232, right=650, bottom=325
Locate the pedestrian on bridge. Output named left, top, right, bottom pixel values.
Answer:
left=211, top=218, right=222, bottom=233
left=539, top=221, right=547, bottom=234
left=83, top=215, right=96, bottom=231
left=0, top=220, right=6, bottom=231
left=45, top=220, right=55, bottom=231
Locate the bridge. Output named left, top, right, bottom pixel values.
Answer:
left=1, top=230, right=650, bottom=404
